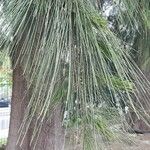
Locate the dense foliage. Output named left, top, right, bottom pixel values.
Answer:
left=0, top=0, right=150, bottom=149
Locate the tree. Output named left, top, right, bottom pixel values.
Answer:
left=102, top=0, right=150, bottom=132
left=0, top=0, right=150, bottom=149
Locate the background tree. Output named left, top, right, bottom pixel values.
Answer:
left=103, top=0, right=150, bottom=132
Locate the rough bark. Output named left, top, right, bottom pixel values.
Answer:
left=6, top=66, right=30, bottom=150
left=32, top=105, right=65, bottom=150
left=6, top=66, right=64, bottom=150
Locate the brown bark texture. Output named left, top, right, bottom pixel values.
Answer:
left=6, top=66, right=64, bottom=150
left=6, top=66, right=29, bottom=150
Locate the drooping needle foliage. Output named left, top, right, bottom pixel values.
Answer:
left=0, top=0, right=150, bottom=149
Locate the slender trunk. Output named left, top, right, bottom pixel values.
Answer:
left=6, top=66, right=30, bottom=150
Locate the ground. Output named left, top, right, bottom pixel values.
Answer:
left=109, top=134, right=150, bottom=150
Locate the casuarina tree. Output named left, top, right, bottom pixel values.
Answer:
left=0, top=0, right=150, bottom=150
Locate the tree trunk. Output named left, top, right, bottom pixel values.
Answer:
left=6, top=14, right=65, bottom=149
left=32, top=105, right=65, bottom=150
left=6, top=66, right=30, bottom=150
left=6, top=65, right=64, bottom=150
